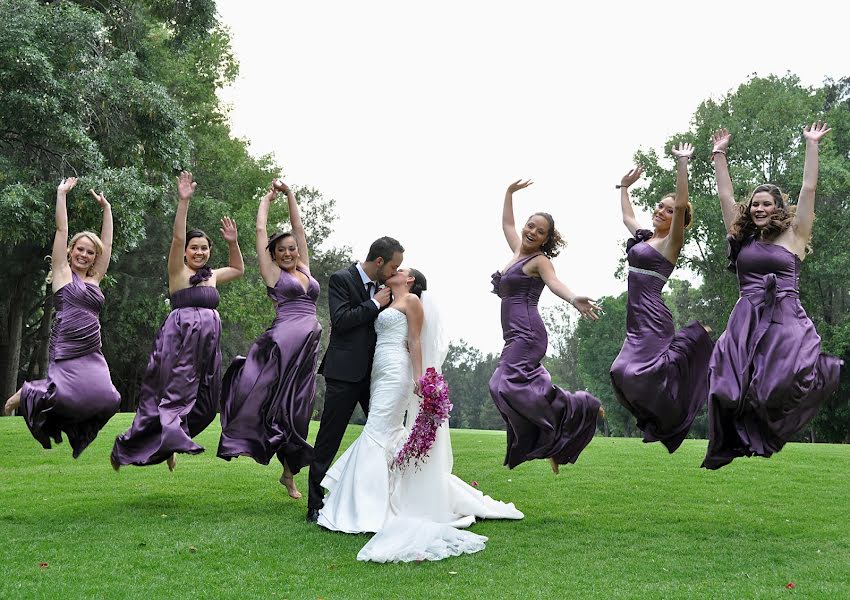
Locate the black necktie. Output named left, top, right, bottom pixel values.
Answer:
left=366, top=281, right=375, bottom=297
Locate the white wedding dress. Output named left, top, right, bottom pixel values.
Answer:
left=317, top=303, right=523, bottom=562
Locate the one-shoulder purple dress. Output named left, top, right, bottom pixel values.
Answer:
left=702, top=237, right=843, bottom=469
left=610, top=230, right=713, bottom=452
left=19, top=272, right=120, bottom=457
left=489, top=253, right=601, bottom=469
left=111, top=281, right=221, bottom=467
left=218, top=267, right=321, bottom=473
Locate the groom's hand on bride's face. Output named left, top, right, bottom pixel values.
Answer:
left=374, top=286, right=392, bottom=307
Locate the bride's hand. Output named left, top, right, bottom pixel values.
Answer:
left=414, top=379, right=423, bottom=397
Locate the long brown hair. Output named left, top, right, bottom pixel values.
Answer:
left=730, top=184, right=808, bottom=251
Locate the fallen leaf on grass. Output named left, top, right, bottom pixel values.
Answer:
left=471, top=481, right=479, bottom=487
left=448, top=571, right=457, bottom=575
left=38, top=563, right=48, bottom=569
left=786, top=582, right=796, bottom=589
left=188, top=545, right=197, bottom=553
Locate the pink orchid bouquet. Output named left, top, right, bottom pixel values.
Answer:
left=393, top=367, right=452, bottom=471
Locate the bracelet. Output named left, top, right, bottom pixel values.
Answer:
left=615, top=184, right=626, bottom=189
left=711, top=150, right=727, bottom=158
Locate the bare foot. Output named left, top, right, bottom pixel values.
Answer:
left=167, top=454, right=176, bottom=472
left=702, top=323, right=713, bottom=335
left=4, top=390, right=21, bottom=416
left=548, top=457, right=560, bottom=475
left=280, top=473, right=302, bottom=499
left=110, top=454, right=121, bottom=472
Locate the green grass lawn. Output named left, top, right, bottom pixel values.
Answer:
left=1, top=415, right=848, bottom=599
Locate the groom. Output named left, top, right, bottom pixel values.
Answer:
left=306, top=236, right=404, bottom=522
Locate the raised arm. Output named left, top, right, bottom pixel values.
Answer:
left=212, top=216, right=244, bottom=284
left=533, top=256, right=601, bottom=320
left=50, top=177, right=77, bottom=291
left=711, top=129, right=737, bottom=234
left=794, top=121, right=831, bottom=242
left=327, top=272, right=380, bottom=332
left=275, top=179, right=310, bottom=271
left=665, top=143, right=693, bottom=258
left=502, top=180, right=532, bottom=252
left=168, top=171, right=194, bottom=278
left=405, top=295, right=425, bottom=393
left=618, top=167, right=643, bottom=236
left=256, top=185, right=281, bottom=287
left=90, top=189, right=113, bottom=282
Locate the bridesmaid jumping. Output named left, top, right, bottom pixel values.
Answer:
left=111, top=171, right=244, bottom=470
left=703, top=123, right=842, bottom=469
left=610, top=144, right=713, bottom=453
left=489, top=180, right=603, bottom=474
left=218, top=180, right=322, bottom=499
left=4, top=178, right=120, bottom=457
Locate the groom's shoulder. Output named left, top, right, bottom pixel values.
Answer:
left=329, top=263, right=357, bottom=283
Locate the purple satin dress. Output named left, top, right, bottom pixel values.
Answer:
left=111, top=277, right=221, bottom=467
left=610, top=230, right=713, bottom=452
left=702, top=237, right=843, bottom=469
left=218, top=267, right=321, bottom=473
left=19, top=272, right=120, bottom=458
left=489, top=253, right=601, bottom=469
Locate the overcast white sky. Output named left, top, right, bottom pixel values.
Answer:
left=216, top=0, right=847, bottom=354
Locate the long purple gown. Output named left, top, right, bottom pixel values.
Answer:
left=702, top=237, right=843, bottom=469
left=489, top=253, right=601, bottom=469
left=610, top=230, right=713, bottom=452
left=111, top=277, right=221, bottom=467
left=218, top=267, right=321, bottom=473
left=19, top=272, right=120, bottom=458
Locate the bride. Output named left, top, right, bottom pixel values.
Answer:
left=317, top=267, right=523, bottom=562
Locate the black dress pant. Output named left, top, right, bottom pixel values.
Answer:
left=307, top=377, right=371, bottom=510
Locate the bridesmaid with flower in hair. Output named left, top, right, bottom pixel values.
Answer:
left=111, top=171, right=244, bottom=470
left=610, top=143, right=713, bottom=453
left=703, top=123, right=842, bottom=469
left=4, top=177, right=120, bottom=458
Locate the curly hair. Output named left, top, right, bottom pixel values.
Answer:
left=730, top=184, right=810, bottom=252
left=530, top=212, right=566, bottom=258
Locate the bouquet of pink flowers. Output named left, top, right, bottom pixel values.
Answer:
left=393, top=367, right=452, bottom=471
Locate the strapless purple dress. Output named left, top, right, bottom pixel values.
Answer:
left=111, top=282, right=221, bottom=466
left=610, top=230, right=713, bottom=452
left=702, top=237, right=843, bottom=469
left=218, top=267, right=321, bottom=473
left=489, top=253, right=601, bottom=469
left=19, top=272, right=120, bottom=457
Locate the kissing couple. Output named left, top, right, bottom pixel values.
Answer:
left=306, top=236, right=523, bottom=562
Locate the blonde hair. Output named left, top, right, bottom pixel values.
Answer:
left=47, top=231, right=104, bottom=283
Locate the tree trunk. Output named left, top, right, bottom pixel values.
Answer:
left=31, top=282, right=54, bottom=379
left=0, top=278, right=26, bottom=401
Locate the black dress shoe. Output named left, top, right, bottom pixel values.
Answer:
left=306, top=508, right=320, bottom=523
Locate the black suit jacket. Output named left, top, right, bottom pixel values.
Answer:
left=318, top=264, right=381, bottom=382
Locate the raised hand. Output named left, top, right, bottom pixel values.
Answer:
left=177, top=171, right=197, bottom=201
left=620, top=167, right=643, bottom=189
left=507, top=179, right=534, bottom=194
left=273, top=179, right=292, bottom=195
left=89, top=189, right=110, bottom=209
left=220, top=216, right=238, bottom=243
left=711, top=129, right=731, bottom=154
left=803, top=121, right=831, bottom=144
left=572, top=296, right=602, bottom=320
left=57, top=177, right=78, bottom=194
left=672, top=142, right=695, bottom=160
